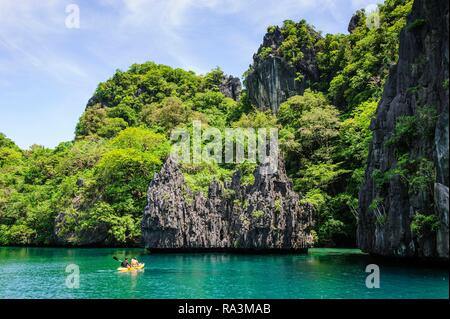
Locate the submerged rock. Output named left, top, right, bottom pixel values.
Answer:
left=358, top=0, right=449, bottom=260
left=142, top=157, right=314, bottom=252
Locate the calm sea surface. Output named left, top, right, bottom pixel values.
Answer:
left=0, top=247, right=447, bottom=299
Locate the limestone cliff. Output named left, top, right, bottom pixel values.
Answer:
left=348, top=10, right=364, bottom=33
left=219, top=75, right=242, bottom=101
left=142, top=157, right=314, bottom=252
left=358, top=0, right=449, bottom=259
left=245, top=26, right=320, bottom=113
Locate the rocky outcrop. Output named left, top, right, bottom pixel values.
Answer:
left=245, top=26, right=320, bottom=113
left=358, top=0, right=449, bottom=259
left=434, top=183, right=449, bottom=257
left=220, top=75, right=242, bottom=101
left=142, top=157, right=314, bottom=252
left=246, top=56, right=301, bottom=114
left=348, top=10, right=364, bottom=33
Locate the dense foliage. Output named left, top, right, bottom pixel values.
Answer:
left=0, top=0, right=414, bottom=247
left=0, top=128, right=169, bottom=246
left=248, top=0, right=413, bottom=246
left=261, top=0, right=413, bottom=110
left=0, top=64, right=248, bottom=246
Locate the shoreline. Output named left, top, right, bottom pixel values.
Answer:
left=1, top=246, right=449, bottom=267
left=144, top=247, right=310, bottom=255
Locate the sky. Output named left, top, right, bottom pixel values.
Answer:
left=0, top=0, right=383, bottom=149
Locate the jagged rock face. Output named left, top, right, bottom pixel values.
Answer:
left=246, top=56, right=302, bottom=114
left=245, top=27, right=320, bottom=113
left=348, top=10, right=363, bottom=33
left=220, top=76, right=242, bottom=101
left=142, top=158, right=314, bottom=251
left=358, top=0, right=449, bottom=259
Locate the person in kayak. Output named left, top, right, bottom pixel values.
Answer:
left=121, top=258, right=131, bottom=268
left=130, top=258, right=140, bottom=267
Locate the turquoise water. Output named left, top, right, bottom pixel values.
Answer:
left=0, top=247, right=447, bottom=299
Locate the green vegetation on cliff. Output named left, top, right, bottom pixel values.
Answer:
left=0, top=64, right=250, bottom=246
left=0, top=128, right=169, bottom=245
left=0, top=0, right=415, bottom=247
left=246, top=0, right=413, bottom=246
left=260, top=0, right=413, bottom=109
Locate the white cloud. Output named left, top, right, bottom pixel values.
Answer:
left=0, top=0, right=89, bottom=84
left=108, top=0, right=351, bottom=73
left=0, top=0, right=389, bottom=149
left=351, top=0, right=383, bottom=10
left=0, top=0, right=366, bottom=81
left=0, top=0, right=385, bottom=80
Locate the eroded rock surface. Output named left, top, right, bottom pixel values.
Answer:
left=142, top=157, right=314, bottom=251
left=245, top=26, right=320, bottom=113
left=358, top=0, right=449, bottom=259
left=219, top=75, right=242, bottom=101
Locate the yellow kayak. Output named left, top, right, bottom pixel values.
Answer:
left=117, top=263, right=145, bottom=272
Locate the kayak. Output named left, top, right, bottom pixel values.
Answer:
left=117, top=263, right=145, bottom=272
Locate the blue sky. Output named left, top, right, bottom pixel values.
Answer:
left=0, top=0, right=382, bottom=149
